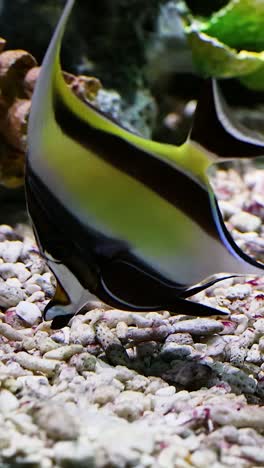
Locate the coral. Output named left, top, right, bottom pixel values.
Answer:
left=0, top=38, right=102, bottom=188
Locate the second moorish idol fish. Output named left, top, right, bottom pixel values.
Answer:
left=26, top=0, right=264, bottom=328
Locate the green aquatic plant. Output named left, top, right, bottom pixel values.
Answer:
left=183, top=0, right=264, bottom=90
left=26, top=0, right=264, bottom=329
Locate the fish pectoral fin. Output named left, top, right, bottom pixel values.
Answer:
left=100, top=257, right=229, bottom=316
left=99, top=257, right=187, bottom=310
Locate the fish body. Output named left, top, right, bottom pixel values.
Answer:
left=26, top=0, right=264, bottom=328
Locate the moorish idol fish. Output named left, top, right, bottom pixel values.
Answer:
left=26, top=0, right=264, bottom=329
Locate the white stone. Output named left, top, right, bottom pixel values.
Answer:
left=157, top=444, right=189, bottom=468
left=125, top=374, right=149, bottom=392
left=218, top=200, right=239, bottom=219
left=14, top=352, right=60, bottom=377
left=36, top=404, right=79, bottom=440
left=161, top=342, right=193, bottom=361
left=254, top=318, right=264, bottom=334
left=190, top=449, right=217, bottom=467
left=73, top=353, right=97, bottom=373
left=16, top=301, right=41, bottom=325
left=0, top=323, right=24, bottom=341
left=0, top=283, right=25, bottom=307
left=0, top=240, right=23, bottom=263
left=114, top=391, right=151, bottom=420
left=246, top=344, right=262, bottom=364
left=25, top=283, right=41, bottom=295
left=70, top=323, right=95, bottom=346
left=0, top=224, right=15, bottom=238
left=54, top=441, right=95, bottom=467
left=172, top=318, right=224, bottom=335
left=44, top=344, right=83, bottom=360
left=34, top=274, right=55, bottom=296
left=226, top=284, right=252, bottom=300
left=155, top=386, right=176, bottom=397
left=37, top=336, right=60, bottom=354
left=0, top=262, right=31, bottom=282
left=92, top=385, right=120, bottom=404
left=6, top=278, right=21, bottom=288
left=0, top=389, right=19, bottom=413
left=230, top=211, right=261, bottom=233
left=27, top=291, right=45, bottom=303
left=241, top=445, right=264, bottom=463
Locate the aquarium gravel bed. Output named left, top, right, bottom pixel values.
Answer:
left=0, top=166, right=264, bottom=468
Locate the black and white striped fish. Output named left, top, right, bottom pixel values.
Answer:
left=26, top=0, right=264, bottom=328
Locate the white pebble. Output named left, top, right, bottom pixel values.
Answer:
left=0, top=323, right=24, bottom=341
left=161, top=343, right=192, bottom=360
left=37, top=335, right=60, bottom=354
left=34, top=274, right=55, bottom=296
left=124, top=375, right=149, bottom=392
left=190, top=449, right=217, bottom=467
left=6, top=278, right=21, bottom=288
left=0, top=224, right=15, bottom=238
left=54, top=441, right=94, bottom=466
left=226, top=284, right=251, bottom=300
left=51, top=329, right=70, bottom=345
left=36, top=404, right=79, bottom=440
left=218, top=200, right=239, bottom=219
left=172, top=318, right=224, bottom=335
left=0, top=283, right=26, bottom=307
left=0, top=262, right=31, bottom=282
left=246, top=344, right=262, bottom=364
left=0, top=241, right=23, bottom=263
left=165, top=332, right=193, bottom=345
left=16, top=301, right=42, bottom=325
left=155, top=386, right=176, bottom=397
left=254, top=318, right=264, bottom=334
left=73, top=353, right=97, bottom=372
left=258, top=335, right=264, bottom=351
left=157, top=444, right=189, bottom=468
left=241, top=445, right=264, bottom=463
left=14, top=352, right=60, bottom=376
left=211, top=404, right=264, bottom=430
left=70, top=323, right=95, bottom=346
left=27, top=291, right=45, bottom=303
left=0, top=389, right=19, bottom=413
left=230, top=211, right=261, bottom=233
left=25, top=283, right=41, bottom=295
left=92, top=385, right=120, bottom=404
left=114, top=391, right=151, bottom=421
left=44, top=344, right=83, bottom=360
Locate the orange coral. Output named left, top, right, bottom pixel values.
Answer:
left=0, top=39, right=102, bottom=188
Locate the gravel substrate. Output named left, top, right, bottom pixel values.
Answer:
left=0, top=164, right=264, bottom=468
